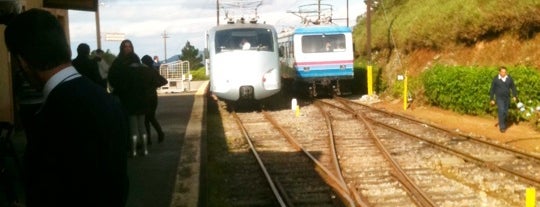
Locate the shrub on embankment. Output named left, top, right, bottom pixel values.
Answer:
left=191, top=67, right=209, bottom=81
left=422, top=65, right=540, bottom=127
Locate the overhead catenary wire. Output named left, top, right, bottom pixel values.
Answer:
left=219, top=0, right=263, bottom=22
left=379, top=0, right=403, bottom=69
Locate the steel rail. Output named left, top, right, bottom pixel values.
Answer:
left=320, top=99, right=437, bottom=207
left=313, top=101, right=348, bottom=185
left=262, top=111, right=358, bottom=207
left=231, top=112, right=288, bottom=207
left=336, top=96, right=540, bottom=162
left=313, top=101, right=372, bottom=207
left=335, top=97, right=540, bottom=187
left=369, top=118, right=540, bottom=187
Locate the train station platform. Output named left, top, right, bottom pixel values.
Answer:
left=127, top=80, right=208, bottom=207
left=4, top=81, right=209, bottom=207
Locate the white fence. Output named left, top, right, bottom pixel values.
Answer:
left=158, top=60, right=192, bottom=93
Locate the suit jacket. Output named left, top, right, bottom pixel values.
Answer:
left=489, top=75, right=517, bottom=101
left=72, top=56, right=105, bottom=88
left=23, top=76, right=129, bottom=207
left=109, top=63, right=166, bottom=115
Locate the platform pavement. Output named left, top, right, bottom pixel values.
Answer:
left=119, top=80, right=209, bottom=207
left=4, top=80, right=208, bottom=207
left=169, top=80, right=207, bottom=207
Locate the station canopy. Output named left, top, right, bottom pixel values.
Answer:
left=44, top=0, right=97, bottom=11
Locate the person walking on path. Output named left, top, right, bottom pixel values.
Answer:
left=72, top=43, right=105, bottom=88
left=141, top=55, right=168, bottom=145
left=489, top=66, right=518, bottom=133
left=4, top=8, right=129, bottom=206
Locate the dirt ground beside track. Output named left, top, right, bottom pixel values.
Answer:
left=369, top=99, right=540, bottom=154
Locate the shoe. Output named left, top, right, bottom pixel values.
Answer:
left=158, top=132, right=165, bottom=143
left=500, top=128, right=506, bottom=133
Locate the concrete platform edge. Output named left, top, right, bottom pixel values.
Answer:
left=170, top=81, right=209, bottom=207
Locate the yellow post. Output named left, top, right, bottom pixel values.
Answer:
left=403, top=73, right=408, bottom=111
left=526, top=187, right=536, bottom=207
left=367, top=65, right=373, bottom=95
left=295, top=105, right=300, bottom=117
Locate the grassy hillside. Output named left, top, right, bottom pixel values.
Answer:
left=353, top=0, right=540, bottom=52
left=352, top=0, right=540, bottom=96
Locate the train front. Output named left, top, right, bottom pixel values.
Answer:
left=293, top=26, right=354, bottom=96
left=208, top=24, right=281, bottom=101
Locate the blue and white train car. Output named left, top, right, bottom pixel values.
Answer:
left=278, top=26, right=354, bottom=97
left=206, top=22, right=281, bottom=102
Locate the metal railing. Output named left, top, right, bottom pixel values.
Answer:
left=158, top=60, right=192, bottom=92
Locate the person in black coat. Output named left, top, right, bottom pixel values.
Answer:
left=489, top=66, right=518, bottom=133
left=4, top=9, right=129, bottom=206
left=108, top=40, right=141, bottom=96
left=72, top=43, right=106, bottom=88
left=141, top=55, right=167, bottom=145
left=109, top=40, right=154, bottom=156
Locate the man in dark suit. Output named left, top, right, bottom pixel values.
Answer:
left=72, top=43, right=105, bottom=88
left=489, top=66, right=518, bottom=133
left=4, top=9, right=129, bottom=206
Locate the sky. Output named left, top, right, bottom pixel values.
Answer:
left=68, top=0, right=366, bottom=60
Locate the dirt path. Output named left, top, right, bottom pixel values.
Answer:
left=369, top=100, right=540, bottom=154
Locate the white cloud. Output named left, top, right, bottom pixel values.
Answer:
left=69, top=0, right=365, bottom=60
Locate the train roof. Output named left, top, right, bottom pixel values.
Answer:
left=293, top=26, right=351, bottom=35
left=209, top=23, right=276, bottom=32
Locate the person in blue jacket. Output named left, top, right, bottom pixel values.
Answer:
left=489, top=66, right=518, bottom=133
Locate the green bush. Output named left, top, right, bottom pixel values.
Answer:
left=190, top=67, right=208, bottom=80
left=422, top=65, right=540, bottom=123
left=508, top=66, right=540, bottom=123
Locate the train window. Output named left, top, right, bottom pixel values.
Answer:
left=215, top=28, right=274, bottom=53
left=301, top=34, right=345, bottom=53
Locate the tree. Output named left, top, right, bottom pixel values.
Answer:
left=180, top=41, right=203, bottom=70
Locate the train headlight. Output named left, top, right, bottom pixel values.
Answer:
left=303, top=67, right=310, bottom=71
left=339, top=64, right=346, bottom=69
left=263, top=68, right=279, bottom=90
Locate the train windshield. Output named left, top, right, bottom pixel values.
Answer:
left=301, top=34, right=346, bottom=53
left=215, top=28, right=274, bottom=53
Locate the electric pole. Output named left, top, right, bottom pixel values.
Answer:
left=366, top=0, right=373, bottom=95
left=95, top=1, right=102, bottom=49
left=366, top=0, right=371, bottom=64
left=162, top=30, right=169, bottom=63
left=95, top=8, right=101, bottom=49
left=346, top=0, right=349, bottom=27
left=216, top=0, right=220, bottom=25
left=317, top=0, right=321, bottom=22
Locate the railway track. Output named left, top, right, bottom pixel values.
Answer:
left=321, top=97, right=540, bottom=206
left=222, top=101, right=347, bottom=206
left=213, top=96, right=540, bottom=206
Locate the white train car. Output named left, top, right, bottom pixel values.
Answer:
left=206, top=22, right=281, bottom=101
left=278, top=25, right=354, bottom=97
